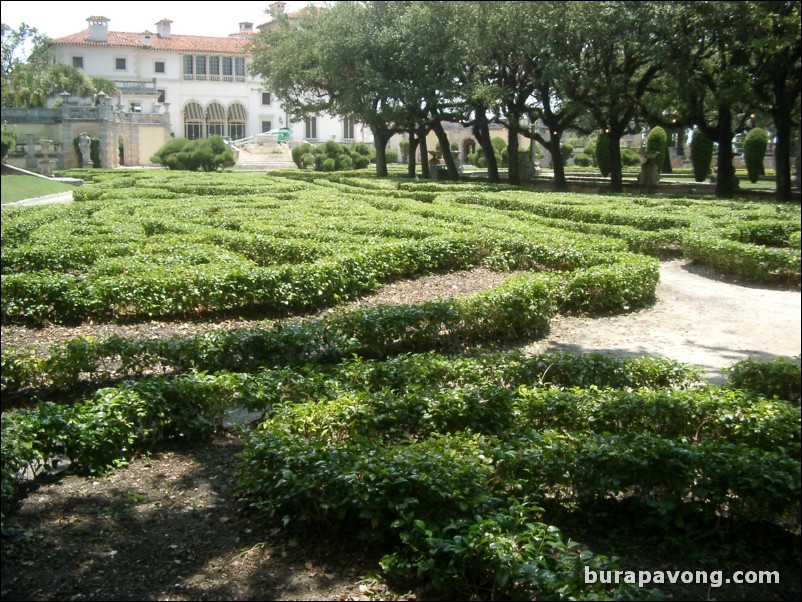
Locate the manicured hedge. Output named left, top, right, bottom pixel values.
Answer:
left=4, top=174, right=798, bottom=328
left=7, top=350, right=798, bottom=599
left=2, top=252, right=660, bottom=398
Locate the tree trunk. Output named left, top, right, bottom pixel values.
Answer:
left=608, top=131, right=624, bottom=193
left=473, top=119, right=499, bottom=183
left=794, top=128, right=802, bottom=190
left=407, top=129, right=418, bottom=179
left=432, top=120, right=459, bottom=181
left=373, top=127, right=389, bottom=178
left=714, top=105, right=735, bottom=199
left=507, top=122, right=520, bottom=185
left=772, top=107, right=793, bottom=202
left=662, top=131, right=674, bottom=174
left=418, top=125, right=430, bottom=179
left=547, top=133, right=567, bottom=192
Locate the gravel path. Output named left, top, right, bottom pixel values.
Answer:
left=525, top=260, right=801, bottom=382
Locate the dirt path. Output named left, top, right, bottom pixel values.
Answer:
left=525, top=260, right=801, bottom=383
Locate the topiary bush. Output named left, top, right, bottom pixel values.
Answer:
left=302, top=153, right=316, bottom=169
left=646, top=126, right=667, bottom=173
left=595, top=132, right=611, bottom=176
left=336, top=154, right=353, bottom=171
left=291, top=141, right=371, bottom=172
left=349, top=142, right=371, bottom=169
left=492, top=137, right=508, bottom=167
left=291, top=142, right=313, bottom=168
left=743, top=127, right=768, bottom=183
left=573, top=153, right=593, bottom=167
left=560, top=143, right=574, bottom=164
left=690, top=128, right=714, bottom=182
left=621, top=148, right=642, bottom=167
left=398, top=139, right=410, bottom=162
left=150, top=136, right=235, bottom=172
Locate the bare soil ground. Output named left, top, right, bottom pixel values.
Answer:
left=1, top=260, right=800, bottom=601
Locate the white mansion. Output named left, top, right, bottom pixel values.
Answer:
left=49, top=2, right=368, bottom=152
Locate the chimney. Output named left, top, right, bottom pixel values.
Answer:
left=139, top=31, right=154, bottom=46
left=239, top=22, right=254, bottom=32
left=156, top=19, right=172, bottom=39
left=269, top=2, right=287, bottom=15
left=87, top=16, right=110, bottom=43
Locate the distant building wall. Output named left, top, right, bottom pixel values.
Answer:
left=2, top=102, right=170, bottom=169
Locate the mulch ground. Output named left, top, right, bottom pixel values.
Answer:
left=1, top=435, right=415, bottom=602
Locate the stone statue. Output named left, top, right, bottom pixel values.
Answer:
left=78, top=132, right=91, bottom=167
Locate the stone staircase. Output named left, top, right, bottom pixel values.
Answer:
left=233, top=144, right=296, bottom=171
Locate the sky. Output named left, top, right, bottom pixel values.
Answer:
left=1, top=1, right=314, bottom=39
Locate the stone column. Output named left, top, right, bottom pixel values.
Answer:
left=38, top=139, right=54, bottom=176
left=428, top=153, right=440, bottom=181
left=25, top=134, right=38, bottom=169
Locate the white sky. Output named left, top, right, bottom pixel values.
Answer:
left=1, top=1, right=314, bottom=39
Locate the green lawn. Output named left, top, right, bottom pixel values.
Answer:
left=1, top=174, right=76, bottom=204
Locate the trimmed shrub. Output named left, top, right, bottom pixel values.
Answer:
left=293, top=141, right=372, bottom=172
left=399, top=139, right=410, bottom=162
left=690, top=128, right=714, bottom=182
left=352, top=153, right=370, bottom=169
left=595, top=132, right=611, bottom=176
left=560, top=143, right=574, bottom=164
left=349, top=142, right=371, bottom=157
left=743, top=127, right=768, bottom=183
left=726, top=355, right=801, bottom=405
left=349, top=142, right=372, bottom=169
left=646, top=126, right=667, bottom=173
left=151, top=136, right=234, bottom=172
left=621, top=148, right=641, bottom=167
left=336, top=154, right=353, bottom=171
left=573, top=153, right=593, bottom=167
left=323, top=139, right=343, bottom=158
left=681, top=230, right=801, bottom=285
left=291, top=142, right=313, bottom=168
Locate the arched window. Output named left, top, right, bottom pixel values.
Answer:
left=183, top=102, right=204, bottom=140
left=206, top=103, right=226, bottom=137
left=227, top=103, right=247, bottom=140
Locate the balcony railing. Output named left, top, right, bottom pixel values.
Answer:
left=114, top=79, right=159, bottom=94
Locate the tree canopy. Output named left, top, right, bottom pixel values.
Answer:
left=248, top=1, right=799, bottom=198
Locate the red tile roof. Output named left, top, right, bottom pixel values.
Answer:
left=51, top=30, right=251, bottom=54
